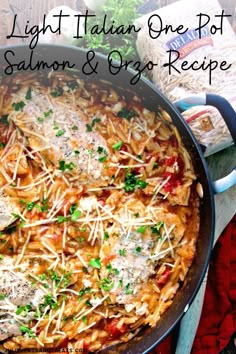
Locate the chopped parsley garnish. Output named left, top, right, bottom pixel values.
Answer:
left=72, top=125, right=78, bottom=130
left=151, top=222, right=164, bottom=236
left=41, top=293, right=58, bottom=310
left=97, top=146, right=108, bottom=163
left=80, top=227, right=87, bottom=232
left=78, top=287, right=92, bottom=301
left=106, top=264, right=119, bottom=275
left=57, top=216, right=68, bottom=223
left=16, top=304, right=32, bottom=317
left=117, top=107, right=137, bottom=120
left=0, top=115, right=9, bottom=125
left=20, top=200, right=36, bottom=211
left=38, top=117, right=44, bottom=123
left=137, top=225, right=147, bottom=234
left=70, top=204, right=82, bottom=221
left=71, top=210, right=82, bottom=222
left=74, top=150, right=80, bottom=155
left=55, top=129, right=65, bottom=137
left=124, top=171, right=148, bottom=192
left=118, top=279, right=123, bottom=288
left=104, top=232, right=109, bottom=240
left=92, top=117, right=101, bottom=126
left=44, top=109, right=53, bottom=117
left=38, top=274, right=47, bottom=281
left=20, top=326, right=36, bottom=338
left=59, top=160, right=75, bottom=171
left=5, top=226, right=16, bottom=235
left=100, top=278, right=114, bottom=291
left=86, top=124, right=92, bottom=132
left=125, top=283, right=133, bottom=295
left=81, top=315, right=87, bottom=324
left=136, top=246, right=142, bottom=253
left=119, top=249, right=126, bottom=257
left=106, top=264, right=112, bottom=273
left=68, top=80, right=79, bottom=90
left=0, top=294, right=5, bottom=300
left=86, top=117, right=101, bottom=132
left=134, top=213, right=139, bottom=218
left=98, top=155, right=107, bottom=163
left=112, top=141, right=123, bottom=150
left=12, top=101, right=25, bottom=111
left=50, top=87, right=63, bottom=97
left=97, top=146, right=106, bottom=154
left=69, top=204, right=77, bottom=214
left=89, top=258, right=101, bottom=269
left=40, top=198, right=49, bottom=212
left=49, top=270, right=72, bottom=288
left=85, top=300, right=92, bottom=307
left=77, top=237, right=85, bottom=243
left=25, top=87, right=32, bottom=100
left=0, top=255, right=3, bottom=260
left=153, top=162, right=159, bottom=169
left=0, top=142, right=5, bottom=148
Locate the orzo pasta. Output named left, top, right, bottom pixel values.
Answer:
left=0, top=72, right=199, bottom=352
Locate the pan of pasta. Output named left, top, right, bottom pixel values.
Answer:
left=0, top=45, right=235, bottom=354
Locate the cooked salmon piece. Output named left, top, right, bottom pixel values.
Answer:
left=10, top=89, right=110, bottom=185
left=0, top=318, right=21, bottom=341
left=0, top=189, right=20, bottom=231
left=0, top=258, right=45, bottom=341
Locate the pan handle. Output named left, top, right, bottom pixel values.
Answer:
left=174, top=93, right=236, bottom=194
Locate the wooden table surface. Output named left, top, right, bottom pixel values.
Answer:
left=0, top=0, right=236, bottom=47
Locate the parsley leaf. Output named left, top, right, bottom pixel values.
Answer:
left=25, top=87, right=32, bottom=100
left=55, top=129, right=65, bottom=137
left=20, top=326, right=36, bottom=338
left=137, top=225, right=147, bottom=234
left=86, top=124, right=92, bottom=132
left=104, top=232, right=109, bottom=240
left=16, top=304, right=32, bottom=316
left=124, top=171, right=148, bottom=192
left=151, top=222, right=164, bottom=236
left=117, top=107, right=137, bottom=120
left=125, top=283, right=133, bottom=295
left=44, top=109, right=53, bottom=117
left=50, top=87, right=63, bottom=97
left=99, top=278, right=114, bottom=291
left=68, top=80, right=79, bottom=90
left=59, top=160, right=75, bottom=172
left=12, top=101, right=25, bottom=111
left=71, top=210, right=82, bottom=222
left=89, top=258, right=101, bottom=269
left=57, top=216, right=68, bottom=223
left=0, top=115, right=9, bottom=125
left=119, top=249, right=126, bottom=257
left=112, top=141, right=123, bottom=150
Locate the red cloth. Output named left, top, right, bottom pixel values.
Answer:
left=154, top=215, right=236, bottom=354
left=192, top=214, right=236, bottom=354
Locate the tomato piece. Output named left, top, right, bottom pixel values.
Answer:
left=120, top=143, right=128, bottom=152
left=83, top=341, right=89, bottom=353
left=170, top=135, right=178, bottom=148
left=58, top=337, right=68, bottom=349
left=107, top=319, right=128, bottom=339
left=156, top=269, right=172, bottom=286
left=165, top=156, right=176, bottom=167
left=103, top=255, right=116, bottom=266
